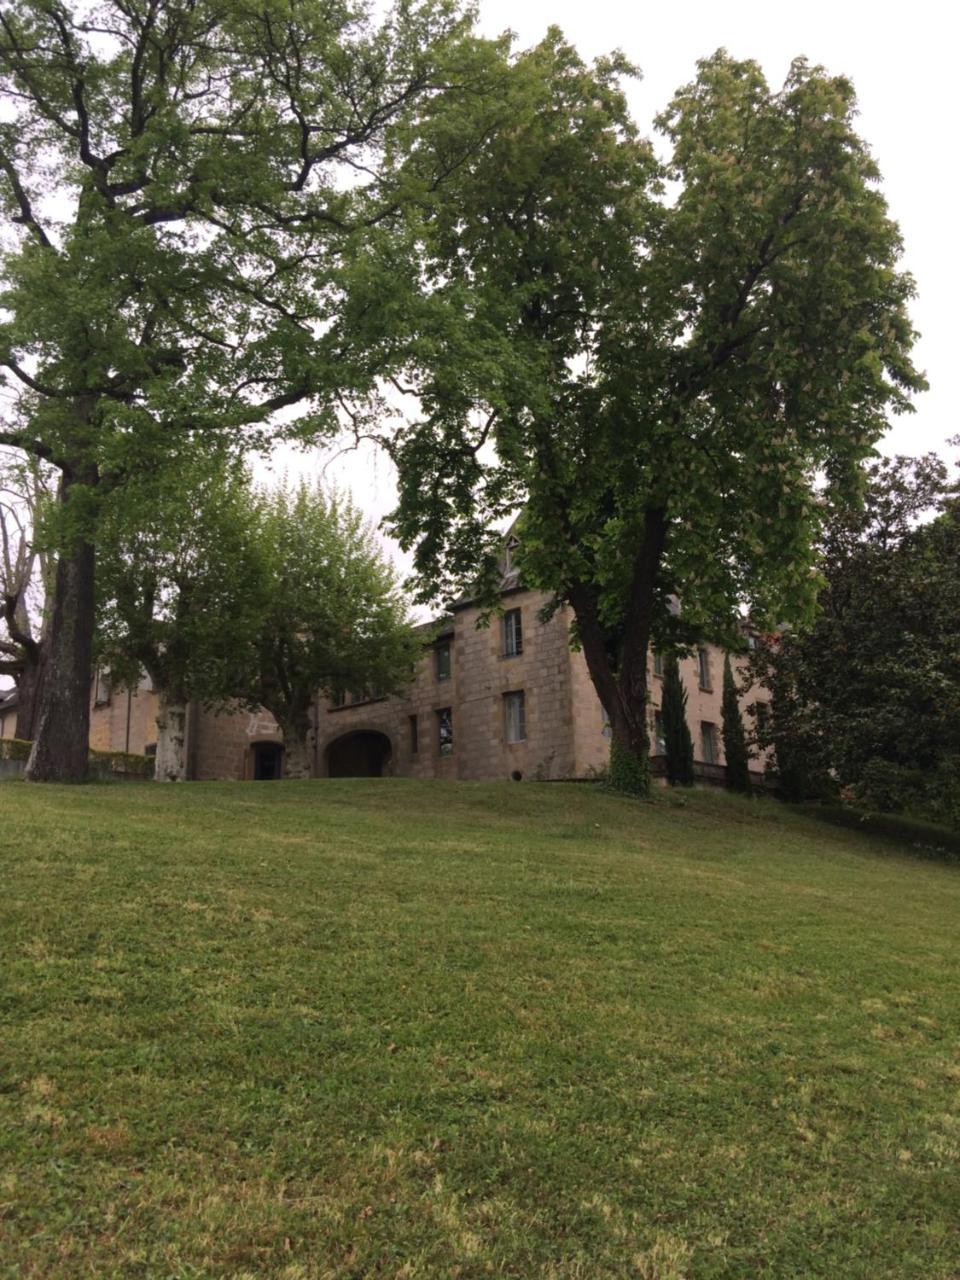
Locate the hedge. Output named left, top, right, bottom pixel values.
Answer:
left=0, top=738, right=154, bottom=779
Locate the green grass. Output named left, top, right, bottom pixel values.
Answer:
left=1, top=780, right=958, bottom=1279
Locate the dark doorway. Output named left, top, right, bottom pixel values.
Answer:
left=252, top=741, right=284, bottom=780
left=326, top=731, right=392, bottom=778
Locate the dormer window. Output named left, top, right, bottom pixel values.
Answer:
left=504, top=536, right=520, bottom=575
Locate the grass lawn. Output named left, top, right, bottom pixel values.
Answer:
left=1, top=780, right=958, bottom=1278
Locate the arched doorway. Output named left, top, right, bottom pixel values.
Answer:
left=252, top=741, right=284, bottom=780
left=326, top=731, right=392, bottom=778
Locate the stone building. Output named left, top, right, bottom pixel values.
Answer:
left=0, top=571, right=769, bottom=783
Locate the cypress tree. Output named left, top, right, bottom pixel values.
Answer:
left=722, top=654, right=752, bottom=792
left=662, top=653, right=695, bottom=786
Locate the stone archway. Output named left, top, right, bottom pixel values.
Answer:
left=326, top=730, right=392, bottom=778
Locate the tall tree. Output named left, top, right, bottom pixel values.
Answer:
left=721, top=653, right=751, bottom=793
left=661, top=652, right=694, bottom=787
left=382, top=37, right=924, bottom=793
left=96, top=455, right=263, bottom=781
left=751, top=453, right=960, bottom=825
left=0, top=0, right=477, bottom=781
left=246, top=484, right=419, bottom=779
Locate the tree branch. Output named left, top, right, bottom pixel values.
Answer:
left=0, top=143, right=53, bottom=248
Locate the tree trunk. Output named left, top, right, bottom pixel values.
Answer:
left=24, top=534, right=95, bottom=783
left=608, top=697, right=653, bottom=794
left=570, top=582, right=652, bottom=795
left=282, top=723, right=314, bottom=780
left=14, top=645, right=46, bottom=742
left=567, top=508, right=667, bottom=796
left=154, top=696, right=189, bottom=782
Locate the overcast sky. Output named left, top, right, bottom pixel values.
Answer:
left=277, top=1, right=957, bottom=578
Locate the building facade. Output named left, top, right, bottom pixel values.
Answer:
left=0, top=581, right=770, bottom=783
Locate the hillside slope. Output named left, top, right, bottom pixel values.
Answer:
left=1, top=780, right=958, bottom=1278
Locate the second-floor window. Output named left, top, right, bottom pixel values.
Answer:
left=653, top=652, right=664, bottom=678
left=435, top=641, right=451, bottom=681
left=437, top=708, right=453, bottom=756
left=504, top=690, right=526, bottom=743
left=698, top=648, right=711, bottom=690
left=93, top=668, right=111, bottom=706
left=502, top=608, right=523, bottom=657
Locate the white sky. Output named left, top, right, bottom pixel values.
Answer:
left=299, top=0, right=956, bottom=571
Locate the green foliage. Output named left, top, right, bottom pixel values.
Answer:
left=721, top=655, right=751, bottom=793
left=0, top=0, right=477, bottom=485
left=607, top=739, right=650, bottom=797
left=245, top=483, right=421, bottom=744
left=752, top=455, right=960, bottom=825
left=382, top=38, right=924, bottom=796
left=88, top=748, right=154, bottom=780
left=0, top=737, right=152, bottom=776
left=97, top=466, right=420, bottom=767
left=0, top=0, right=483, bottom=777
left=95, top=452, right=264, bottom=708
left=661, top=653, right=694, bottom=787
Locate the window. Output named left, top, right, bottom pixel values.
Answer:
left=754, top=701, right=770, bottom=732
left=435, top=641, right=451, bottom=681
left=502, top=608, right=523, bottom=657
left=701, top=721, right=717, bottom=765
left=653, top=710, right=666, bottom=756
left=409, top=714, right=419, bottom=755
left=351, top=688, right=383, bottom=705
left=697, top=648, right=711, bottom=690
left=437, top=707, right=453, bottom=756
left=504, top=691, right=526, bottom=743
left=653, top=652, right=664, bottom=678
left=93, top=668, right=111, bottom=706
left=504, top=536, right=520, bottom=575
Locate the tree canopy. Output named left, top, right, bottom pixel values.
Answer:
left=751, top=453, right=960, bottom=827
left=381, top=36, right=925, bottom=791
left=245, top=483, right=419, bottom=778
left=0, top=0, right=483, bottom=780
left=96, top=467, right=419, bottom=781
left=95, top=452, right=263, bottom=779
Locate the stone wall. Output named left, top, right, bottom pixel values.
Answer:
left=88, top=679, right=159, bottom=755
left=193, top=703, right=282, bottom=781
left=74, top=592, right=772, bottom=783
left=0, top=698, right=16, bottom=741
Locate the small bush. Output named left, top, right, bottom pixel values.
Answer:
left=89, top=749, right=155, bottom=779
left=0, top=738, right=32, bottom=763
left=856, top=758, right=926, bottom=815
